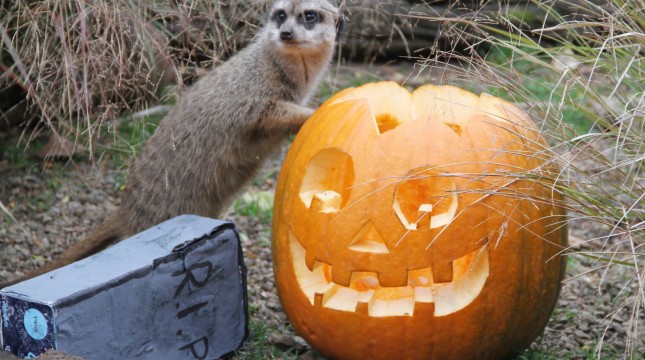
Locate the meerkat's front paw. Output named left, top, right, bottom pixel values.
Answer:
left=271, top=101, right=316, bottom=132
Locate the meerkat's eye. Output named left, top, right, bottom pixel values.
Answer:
left=274, top=10, right=288, bottom=24
left=303, top=11, right=320, bottom=25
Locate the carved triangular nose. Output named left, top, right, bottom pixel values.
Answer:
left=348, top=221, right=389, bottom=254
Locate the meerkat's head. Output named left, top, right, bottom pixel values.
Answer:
left=265, top=0, right=342, bottom=55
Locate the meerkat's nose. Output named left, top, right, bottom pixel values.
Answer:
left=280, top=30, right=294, bottom=41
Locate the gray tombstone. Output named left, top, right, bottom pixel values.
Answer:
left=1, top=215, right=248, bottom=359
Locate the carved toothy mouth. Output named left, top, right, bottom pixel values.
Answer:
left=289, top=231, right=489, bottom=317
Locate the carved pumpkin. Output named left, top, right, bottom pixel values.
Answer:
left=272, top=81, right=566, bottom=360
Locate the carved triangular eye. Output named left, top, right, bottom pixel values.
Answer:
left=393, top=167, right=458, bottom=230
left=299, top=148, right=354, bottom=212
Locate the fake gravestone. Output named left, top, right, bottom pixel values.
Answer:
left=1, top=215, right=248, bottom=359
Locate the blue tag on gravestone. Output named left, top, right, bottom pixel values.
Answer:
left=2, top=300, right=55, bottom=358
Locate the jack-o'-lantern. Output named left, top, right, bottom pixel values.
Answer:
left=272, top=82, right=567, bottom=360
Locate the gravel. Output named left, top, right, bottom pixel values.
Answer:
left=1, top=65, right=643, bottom=359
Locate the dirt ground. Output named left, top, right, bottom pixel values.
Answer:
left=1, top=63, right=643, bottom=359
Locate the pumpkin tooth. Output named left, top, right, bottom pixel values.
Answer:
left=371, top=287, right=416, bottom=317
left=414, top=286, right=434, bottom=303
left=350, top=271, right=380, bottom=291
left=432, top=261, right=454, bottom=283
left=298, top=262, right=330, bottom=297
left=355, top=289, right=376, bottom=315
left=377, top=270, right=408, bottom=288
left=313, top=283, right=335, bottom=307
left=331, top=264, right=352, bottom=287
left=407, top=266, right=434, bottom=287
left=305, top=248, right=317, bottom=271
left=321, top=284, right=361, bottom=312
left=354, top=300, right=370, bottom=315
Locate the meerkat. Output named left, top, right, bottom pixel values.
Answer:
left=2, top=0, right=343, bottom=287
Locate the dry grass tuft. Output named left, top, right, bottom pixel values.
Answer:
left=0, top=0, right=265, bottom=154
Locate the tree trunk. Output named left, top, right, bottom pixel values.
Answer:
left=340, top=0, right=610, bottom=61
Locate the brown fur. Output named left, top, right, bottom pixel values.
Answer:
left=3, top=0, right=340, bottom=287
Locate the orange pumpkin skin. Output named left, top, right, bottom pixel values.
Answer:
left=272, top=82, right=567, bottom=360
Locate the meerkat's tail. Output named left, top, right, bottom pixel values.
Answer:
left=1, top=211, right=126, bottom=288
